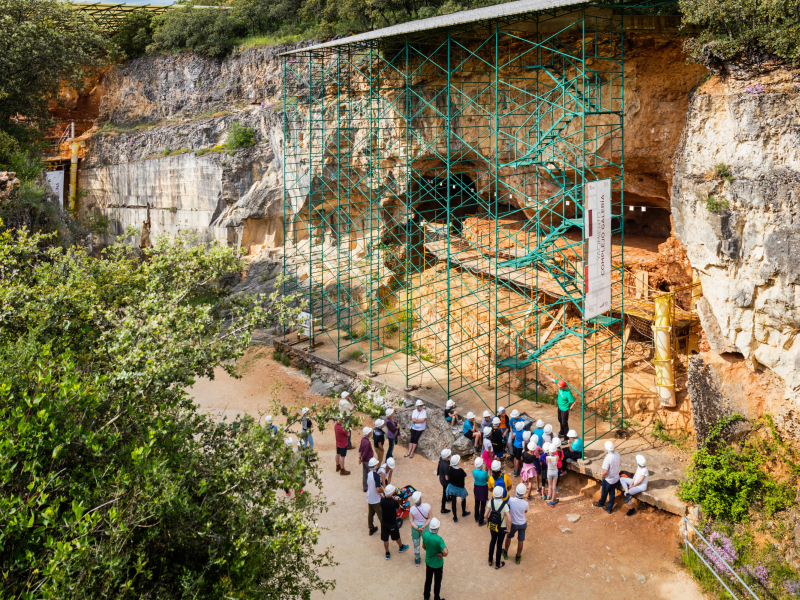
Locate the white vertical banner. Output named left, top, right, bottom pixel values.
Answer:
left=583, top=179, right=612, bottom=321
left=299, top=311, right=312, bottom=337
left=45, top=170, right=65, bottom=207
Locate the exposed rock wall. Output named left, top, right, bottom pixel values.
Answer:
left=672, top=67, right=800, bottom=404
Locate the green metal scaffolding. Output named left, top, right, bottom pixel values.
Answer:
left=282, top=5, right=625, bottom=446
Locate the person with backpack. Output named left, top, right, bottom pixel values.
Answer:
left=487, top=460, right=511, bottom=501
left=437, top=449, right=452, bottom=514
left=445, top=454, right=470, bottom=523
left=484, top=485, right=510, bottom=569
left=384, top=408, right=398, bottom=460
left=472, top=457, right=489, bottom=526
left=409, top=491, right=432, bottom=567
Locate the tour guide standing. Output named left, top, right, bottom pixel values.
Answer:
left=503, top=483, right=529, bottom=564
left=359, top=426, right=375, bottom=492
left=556, top=379, right=576, bottom=438
left=379, top=484, right=410, bottom=560
left=423, top=518, right=448, bottom=600
left=334, top=418, right=350, bottom=476
left=366, top=457, right=383, bottom=536
left=406, top=399, right=427, bottom=458
left=593, top=440, right=621, bottom=514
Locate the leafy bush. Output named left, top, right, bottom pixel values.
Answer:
left=0, top=228, right=330, bottom=598
left=678, top=415, right=799, bottom=522
left=148, top=7, right=246, bottom=57
left=113, top=9, right=155, bottom=59
left=705, top=195, right=731, bottom=212
left=227, top=122, right=256, bottom=149
left=714, top=163, right=732, bottom=179
left=680, top=0, right=800, bottom=64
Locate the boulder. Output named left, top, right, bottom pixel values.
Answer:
left=394, top=404, right=455, bottom=461
left=451, top=434, right=474, bottom=457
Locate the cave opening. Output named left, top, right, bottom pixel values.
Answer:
left=410, top=172, right=483, bottom=236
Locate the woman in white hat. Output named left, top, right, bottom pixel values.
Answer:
left=384, top=408, right=398, bottom=460
left=520, top=440, right=539, bottom=499
left=406, top=399, right=426, bottom=459
left=409, top=490, right=433, bottom=567
left=445, top=454, right=471, bottom=523
left=444, top=398, right=461, bottom=429
left=542, top=423, right=553, bottom=445
left=481, top=426, right=494, bottom=469
left=620, top=455, right=649, bottom=516
left=472, top=457, right=489, bottom=526
left=373, top=418, right=386, bottom=464
left=545, top=443, right=559, bottom=507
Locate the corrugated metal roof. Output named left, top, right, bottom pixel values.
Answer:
left=280, top=0, right=586, bottom=55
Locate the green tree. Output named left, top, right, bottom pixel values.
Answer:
left=0, top=227, right=332, bottom=598
left=114, top=9, right=155, bottom=59
left=148, top=7, right=246, bottom=57
left=0, top=0, right=113, bottom=126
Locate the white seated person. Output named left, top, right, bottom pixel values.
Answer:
left=620, top=454, right=649, bottom=517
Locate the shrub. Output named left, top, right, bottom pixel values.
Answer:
left=113, top=9, right=154, bottom=59
left=148, top=7, right=246, bottom=57
left=705, top=195, right=731, bottom=212
left=226, top=122, right=256, bottom=149
left=714, top=163, right=732, bottom=180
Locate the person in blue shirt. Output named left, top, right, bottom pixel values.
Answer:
left=563, top=429, right=584, bottom=462
left=462, top=412, right=482, bottom=455
left=511, top=421, right=526, bottom=477
left=264, top=414, right=278, bottom=435
left=506, top=409, right=525, bottom=456
left=532, top=419, right=544, bottom=448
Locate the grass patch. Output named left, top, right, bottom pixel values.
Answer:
left=196, top=144, right=228, bottom=157
left=714, top=163, right=733, bottom=182
left=651, top=418, right=693, bottom=451
left=272, top=350, right=291, bottom=367
left=234, top=32, right=305, bottom=52
left=705, top=195, right=731, bottom=213
left=518, top=389, right=556, bottom=405
left=347, top=349, right=363, bottom=361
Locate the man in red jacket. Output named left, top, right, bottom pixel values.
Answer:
left=335, top=419, right=351, bottom=476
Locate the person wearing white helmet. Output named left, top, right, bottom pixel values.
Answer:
left=333, top=417, right=351, bottom=476
left=366, top=457, right=384, bottom=536
left=379, top=484, right=409, bottom=560
left=490, top=417, right=505, bottom=459
left=373, top=418, right=386, bottom=464
left=384, top=408, right=398, bottom=460
left=472, top=457, right=490, bottom=526
left=555, top=378, right=577, bottom=438
left=620, top=454, right=649, bottom=516
left=507, top=408, right=524, bottom=457
left=300, top=407, right=314, bottom=449
left=511, top=421, right=526, bottom=477
left=521, top=439, right=539, bottom=499
left=409, top=490, right=433, bottom=567
left=444, top=398, right=461, bottom=429
left=378, top=456, right=395, bottom=487
left=263, top=414, right=278, bottom=435
left=480, top=410, right=493, bottom=432
left=339, top=391, right=355, bottom=449
left=538, top=441, right=549, bottom=499
left=488, top=459, right=512, bottom=501
left=542, top=423, right=553, bottom=445
left=503, top=483, right=530, bottom=565
left=461, top=411, right=482, bottom=455
left=533, top=419, right=545, bottom=448
left=359, top=426, right=375, bottom=493
left=445, top=454, right=471, bottom=523
left=422, top=517, right=448, bottom=600
left=406, top=399, right=427, bottom=459
left=563, top=429, right=584, bottom=463
left=551, top=435, right=566, bottom=477
left=593, top=440, right=621, bottom=513
left=436, top=448, right=452, bottom=514
left=545, top=442, right=560, bottom=507
left=481, top=426, right=494, bottom=469
left=496, top=406, right=510, bottom=444
left=485, top=485, right=510, bottom=569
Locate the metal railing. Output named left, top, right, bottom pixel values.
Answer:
left=682, top=516, right=760, bottom=600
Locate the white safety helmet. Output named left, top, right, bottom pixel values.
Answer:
left=466, top=412, right=475, bottom=420
left=544, top=424, right=552, bottom=434
left=341, top=391, right=350, bottom=399
left=441, top=448, right=452, bottom=459
left=492, top=417, right=500, bottom=426
left=536, top=419, right=544, bottom=428
left=527, top=440, right=537, bottom=451
left=415, top=399, right=424, bottom=407
left=483, top=411, right=491, bottom=418
left=429, top=517, right=441, bottom=531
left=474, top=457, right=484, bottom=468
left=264, top=415, right=273, bottom=424
left=516, top=483, right=527, bottom=496
left=362, top=427, right=372, bottom=436
left=604, top=440, right=615, bottom=453
left=301, top=407, right=309, bottom=415
left=491, top=460, right=501, bottom=472
left=636, top=454, right=647, bottom=467
left=384, top=484, right=396, bottom=496
left=567, top=429, right=577, bottom=438
left=284, top=437, right=294, bottom=446
left=385, top=408, right=394, bottom=417
left=498, top=406, right=506, bottom=414
left=531, top=434, right=539, bottom=446
left=552, top=436, right=561, bottom=447
left=412, top=491, right=422, bottom=504
left=386, top=457, right=395, bottom=469
left=510, top=409, right=520, bottom=418
left=522, top=431, right=531, bottom=441
left=483, top=427, right=492, bottom=436
left=493, top=486, right=504, bottom=498
left=374, top=419, right=384, bottom=427
left=446, top=399, right=455, bottom=408
left=515, top=421, right=524, bottom=431
left=450, top=455, right=460, bottom=467
left=368, top=457, right=379, bottom=468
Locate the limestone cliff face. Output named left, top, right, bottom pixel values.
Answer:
left=671, top=67, right=800, bottom=403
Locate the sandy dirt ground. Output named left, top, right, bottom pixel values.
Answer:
left=190, top=349, right=705, bottom=600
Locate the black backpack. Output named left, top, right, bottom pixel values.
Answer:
left=487, top=498, right=508, bottom=532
